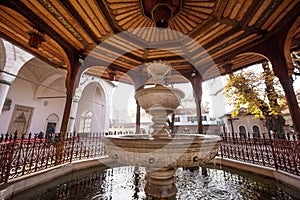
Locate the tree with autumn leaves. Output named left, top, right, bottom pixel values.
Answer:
left=225, top=62, right=286, bottom=139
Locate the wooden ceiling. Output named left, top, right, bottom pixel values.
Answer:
left=0, top=0, right=300, bottom=84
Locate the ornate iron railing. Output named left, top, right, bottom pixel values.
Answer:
left=0, top=131, right=107, bottom=185
left=220, top=132, right=300, bottom=176
left=0, top=131, right=299, bottom=186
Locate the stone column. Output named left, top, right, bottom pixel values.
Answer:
left=68, top=93, right=81, bottom=133
left=0, top=71, right=15, bottom=114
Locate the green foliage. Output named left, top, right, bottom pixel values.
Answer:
left=225, top=64, right=285, bottom=119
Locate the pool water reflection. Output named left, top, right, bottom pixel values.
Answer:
left=12, top=165, right=300, bottom=200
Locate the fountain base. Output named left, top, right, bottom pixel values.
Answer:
left=145, top=168, right=177, bottom=198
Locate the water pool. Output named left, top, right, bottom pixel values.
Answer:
left=10, top=165, right=300, bottom=200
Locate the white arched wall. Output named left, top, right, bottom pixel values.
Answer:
left=74, top=76, right=113, bottom=133
left=0, top=39, right=34, bottom=115
left=0, top=73, right=35, bottom=135
left=0, top=41, right=68, bottom=135
left=34, top=72, right=66, bottom=100
left=0, top=39, right=116, bottom=136
left=0, top=63, right=67, bottom=135
left=232, top=115, right=266, bottom=137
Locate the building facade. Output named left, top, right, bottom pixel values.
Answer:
left=0, top=39, right=113, bottom=136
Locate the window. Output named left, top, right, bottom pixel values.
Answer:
left=45, top=113, right=59, bottom=134
left=239, top=126, right=247, bottom=138
left=81, top=111, right=92, bottom=133
left=46, top=122, right=56, bottom=134
left=45, top=113, right=59, bottom=140
left=187, top=116, right=197, bottom=123
left=174, top=116, right=180, bottom=122
left=252, top=125, right=260, bottom=138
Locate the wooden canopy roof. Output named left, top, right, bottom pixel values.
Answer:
left=1, top=0, right=300, bottom=84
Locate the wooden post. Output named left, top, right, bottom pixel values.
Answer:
left=275, top=69, right=300, bottom=132
left=57, top=55, right=81, bottom=164
left=188, top=73, right=204, bottom=134
left=265, top=39, right=300, bottom=133
left=246, top=32, right=300, bottom=133
left=136, top=100, right=141, bottom=134
left=60, top=56, right=81, bottom=137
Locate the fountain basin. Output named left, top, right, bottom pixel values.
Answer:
left=102, top=134, right=222, bottom=168
left=134, top=85, right=185, bottom=113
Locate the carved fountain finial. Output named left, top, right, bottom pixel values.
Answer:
left=146, top=60, right=170, bottom=86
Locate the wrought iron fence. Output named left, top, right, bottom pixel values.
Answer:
left=220, top=132, right=300, bottom=176
left=0, top=131, right=299, bottom=186
left=0, top=131, right=108, bottom=185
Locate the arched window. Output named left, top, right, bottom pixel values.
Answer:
left=252, top=125, right=260, bottom=138
left=239, top=126, right=246, bottom=138
left=80, top=111, right=92, bottom=133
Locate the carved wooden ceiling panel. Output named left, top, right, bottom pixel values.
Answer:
left=0, top=0, right=299, bottom=83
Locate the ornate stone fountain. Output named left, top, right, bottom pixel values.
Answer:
left=103, top=61, right=222, bottom=198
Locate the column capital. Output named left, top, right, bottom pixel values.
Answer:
left=73, top=88, right=82, bottom=102
left=73, top=96, right=80, bottom=103
left=0, top=71, right=15, bottom=85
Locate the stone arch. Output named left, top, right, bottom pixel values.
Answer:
left=68, top=71, right=113, bottom=133
left=10, top=57, right=67, bottom=100
left=32, top=62, right=67, bottom=100
left=33, top=74, right=66, bottom=100
left=0, top=38, right=35, bottom=81
left=75, top=76, right=108, bottom=132
left=0, top=39, right=15, bottom=72
left=0, top=40, right=36, bottom=114
left=76, top=72, right=108, bottom=104
left=0, top=39, right=6, bottom=70
left=2, top=40, right=35, bottom=72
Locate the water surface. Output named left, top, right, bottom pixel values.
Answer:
left=11, top=165, right=300, bottom=200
